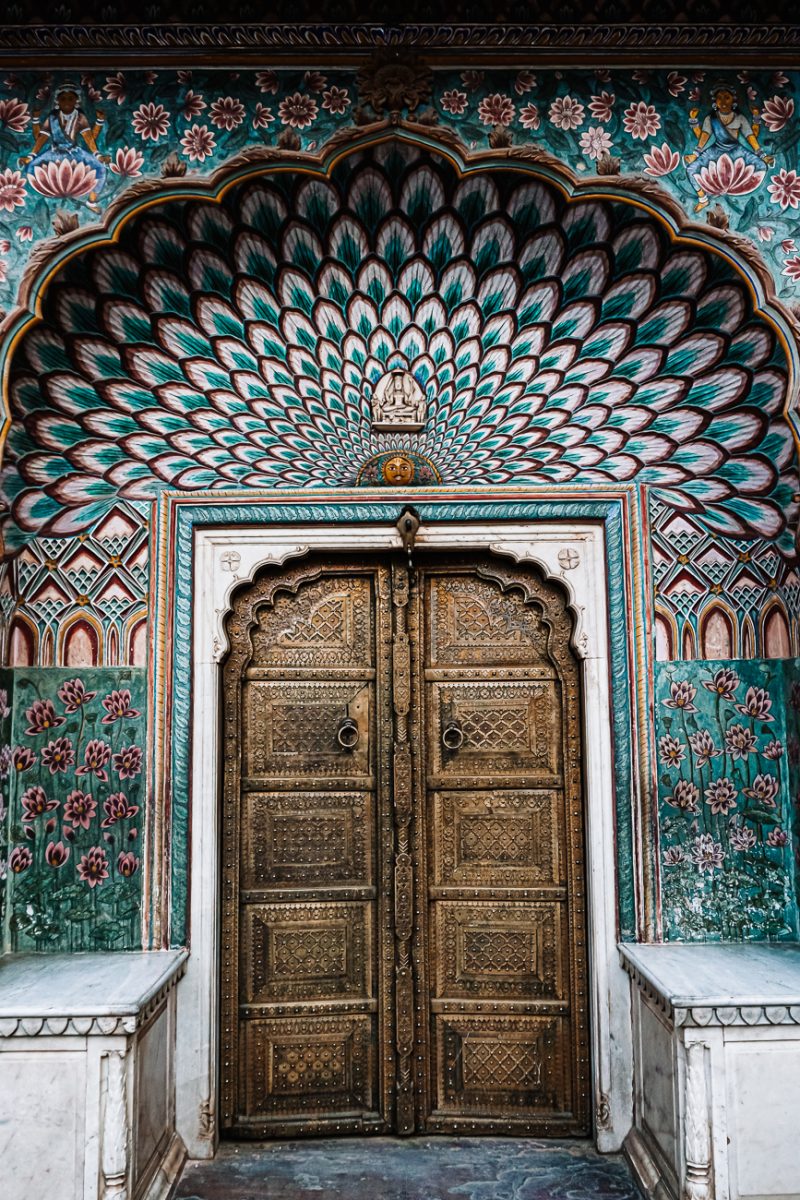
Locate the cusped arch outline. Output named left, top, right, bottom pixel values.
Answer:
left=1, top=123, right=799, bottom=556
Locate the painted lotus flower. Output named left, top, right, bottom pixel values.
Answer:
left=729, top=824, right=757, bottom=851
left=690, top=833, right=725, bottom=871
left=101, top=690, right=140, bottom=724
left=16, top=225, right=32, bottom=241
left=12, top=746, right=36, bottom=772
left=440, top=89, right=468, bottom=115
left=209, top=96, right=245, bottom=131
left=548, top=95, right=585, bottom=130
left=514, top=70, right=536, bottom=95
left=742, top=773, right=780, bottom=807
left=663, top=846, right=684, bottom=865
left=131, top=101, right=170, bottom=141
left=103, top=72, right=127, bottom=104
left=57, top=678, right=96, bottom=713
left=278, top=92, right=318, bottom=128
left=0, top=167, right=26, bottom=213
left=767, top=828, right=789, bottom=847
left=643, top=143, right=680, bottom=177
left=102, top=792, right=140, bottom=828
left=735, top=686, right=773, bottom=722
left=181, top=90, right=206, bottom=120
left=9, top=846, right=32, bottom=873
left=24, top=699, right=65, bottom=735
left=761, top=95, right=794, bottom=132
left=45, top=840, right=70, bottom=868
left=663, top=680, right=698, bottom=712
left=667, top=71, right=687, bottom=96
left=252, top=103, right=275, bottom=129
left=255, top=70, right=278, bottom=94
left=64, top=789, right=97, bottom=829
left=77, top=846, right=109, bottom=888
left=695, top=153, right=764, bottom=197
left=589, top=91, right=615, bottom=122
left=109, top=146, right=144, bottom=178
left=478, top=93, right=515, bottom=127
left=579, top=126, right=613, bottom=161
left=665, top=779, right=700, bottom=813
left=724, top=723, right=758, bottom=760
left=702, top=668, right=739, bottom=699
left=704, top=776, right=738, bottom=815
left=75, top=738, right=112, bottom=781
left=20, top=785, right=58, bottom=818
left=623, top=100, right=661, bottom=139
left=29, top=159, right=99, bottom=199
left=113, top=745, right=143, bottom=779
left=180, top=124, right=216, bottom=163
left=117, top=851, right=141, bottom=877
left=688, top=729, right=721, bottom=768
left=0, top=98, right=30, bottom=132
left=768, top=168, right=800, bottom=210
left=658, top=734, right=685, bottom=768
left=322, top=86, right=351, bottom=115
left=763, top=739, right=785, bottom=760
left=782, top=256, right=800, bottom=281
left=41, top=737, right=75, bottom=775
left=519, top=103, right=540, bottom=130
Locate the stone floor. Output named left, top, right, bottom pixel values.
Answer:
left=173, top=1137, right=643, bottom=1200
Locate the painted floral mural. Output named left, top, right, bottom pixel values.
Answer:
left=3, top=668, right=145, bottom=950
left=0, top=670, right=13, bottom=936
left=657, top=658, right=799, bottom=940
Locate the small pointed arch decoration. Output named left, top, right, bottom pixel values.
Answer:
left=741, top=615, right=756, bottom=659
left=8, top=613, right=37, bottom=667
left=681, top=621, right=697, bottom=661
left=654, top=604, right=678, bottom=662
left=0, top=126, right=796, bottom=562
left=761, top=599, right=792, bottom=659
left=59, top=613, right=102, bottom=668
left=699, top=601, right=737, bottom=660
left=125, top=615, right=148, bottom=668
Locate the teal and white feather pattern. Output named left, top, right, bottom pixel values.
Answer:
left=1, top=144, right=796, bottom=552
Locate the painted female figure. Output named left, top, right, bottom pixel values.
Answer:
left=683, top=84, right=773, bottom=212
left=19, top=82, right=109, bottom=212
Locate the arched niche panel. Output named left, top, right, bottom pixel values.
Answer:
left=60, top=617, right=100, bottom=668
left=763, top=603, right=792, bottom=659
left=681, top=622, right=697, bottom=662
left=700, top=604, right=735, bottom=660
left=9, top=616, right=36, bottom=667
left=654, top=608, right=676, bottom=662
left=127, top=618, right=148, bottom=668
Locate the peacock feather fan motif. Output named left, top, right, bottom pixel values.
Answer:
left=2, top=142, right=796, bottom=554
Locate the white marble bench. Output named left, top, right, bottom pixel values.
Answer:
left=0, top=950, right=188, bottom=1200
left=621, top=943, right=800, bottom=1200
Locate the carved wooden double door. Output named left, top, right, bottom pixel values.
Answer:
left=221, top=554, right=589, bottom=1138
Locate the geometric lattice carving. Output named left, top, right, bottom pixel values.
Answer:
left=273, top=1042, right=348, bottom=1093
left=282, top=597, right=347, bottom=646
left=463, top=1039, right=544, bottom=1090
left=460, top=702, right=529, bottom=751
left=460, top=815, right=531, bottom=864
left=463, top=929, right=532, bottom=974
left=273, top=928, right=348, bottom=979
left=273, top=815, right=348, bottom=868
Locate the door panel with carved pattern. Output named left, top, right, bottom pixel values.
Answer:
left=221, top=554, right=588, bottom=1139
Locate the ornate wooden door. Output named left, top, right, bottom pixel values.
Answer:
left=220, top=554, right=588, bottom=1138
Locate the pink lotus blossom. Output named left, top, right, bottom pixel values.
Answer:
left=252, top=103, right=274, bottom=129
left=278, top=92, right=318, bottom=129
left=0, top=168, right=26, bottom=212
left=109, top=146, right=145, bottom=177
left=663, top=680, right=698, bottom=712
left=767, top=828, right=789, bottom=848
left=643, top=143, right=680, bottom=177
left=730, top=824, right=757, bottom=852
left=623, top=100, right=662, bottom=140
left=0, top=98, right=30, bottom=132
left=76, top=738, right=112, bottom=781
left=209, top=96, right=245, bottom=131
left=761, top=94, right=794, bottom=132
left=303, top=71, right=327, bottom=93
left=690, top=834, right=725, bottom=871
left=29, top=158, right=98, bottom=198
left=782, top=256, right=800, bottom=281
left=742, top=773, right=780, bottom=807
left=180, top=124, right=216, bottom=163
left=12, top=746, right=36, bottom=772
left=735, top=686, right=773, bottom=722
left=9, top=846, right=32, bottom=873
left=78, top=846, right=108, bottom=888
left=549, top=95, right=585, bottom=130
left=663, top=846, right=684, bottom=865
left=519, top=104, right=540, bottom=131
left=725, top=723, right=758, bottom=760
left=41, top=737, right=75, bottom=775
left=695, top=153, right=763, bottom=197
left=132, top=102, right=170, bottom=141
left=102, top=792, right=139, bottom=828
left=514, top=70, right=536, bottom=95
left=658, top=734, right=685, bottom=768
left=768, top=168, right=800, bottom=210
left=781, top=238, right=797, bottom=252
left=440, top=89, right=468, bottom=115
left=478, top=93, right=515, bottom=127
left=255, top=70, right=278, bottom=94
left=57, top=677, right=96, bottom=713
left=322, top=86, right=351, bottom=115
left=103, top=72, right=126, bottom=104
left=763, top=739, right=784, bottom=760
left=704, top=776, right=738, bottom=815
left=460, top=70, right=484, bottom=91
left=21, top=785, right=58, bottom=819
left=757, top=226, right=774, bottom=241
left=45, top=840, right=70, bottom=868
left=589, top=91, right=615, bottom=123
left=703, top=667, right=739, bottom=699
left=665, top=779, right=700, bottom=813
left=772, top=71, right=790, bottom=88
left=64, top=789, right=97, bottom=829
left=688, top=729, right=721, bottom=768
left=16, top=225, right=32, bottom=241
left=632, top=69, right=651, bottom=84
left=667, top=71, right=687, bottom=96
left=101, top=690, right=140, bottom=724
left=181, top=89, right=206, bottom=120
left=579, top=125, right=613, bottom=161
left=25, top=699, right=65, bottom=735
left=117, top=851, right=140, bottom=877
left=113, top=745, right=143, bottom=779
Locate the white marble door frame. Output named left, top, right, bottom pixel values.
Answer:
left=177, top=520, right=633, bottom=1157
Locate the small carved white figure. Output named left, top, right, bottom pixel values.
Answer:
left=372, top=369, right=426, bottom=431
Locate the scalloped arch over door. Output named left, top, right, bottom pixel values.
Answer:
left=1, top=140, right=796, bottom=555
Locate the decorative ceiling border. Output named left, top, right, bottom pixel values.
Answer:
left=1, top=24, right=800, bottom=63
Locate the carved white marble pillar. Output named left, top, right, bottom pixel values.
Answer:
left=102, top=1050, right=129, bottom=1199
left=683, top=1041, right=713, bottom=1200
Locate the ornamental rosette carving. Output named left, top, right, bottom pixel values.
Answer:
left=357, top=51, right=432, bottom=116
